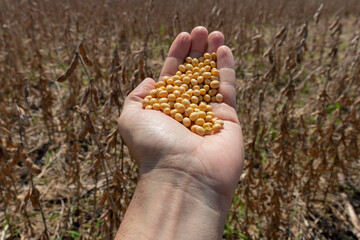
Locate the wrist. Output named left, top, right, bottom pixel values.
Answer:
left=116, top=157, right=232, bottom=240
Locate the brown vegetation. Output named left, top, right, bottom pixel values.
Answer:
left=0, top=0, right=359, bottom=239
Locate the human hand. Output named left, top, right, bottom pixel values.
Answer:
left=116, top=26, right=244, bottom=240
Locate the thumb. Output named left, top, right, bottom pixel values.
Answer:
left=125, top=78, right=155, bottom=108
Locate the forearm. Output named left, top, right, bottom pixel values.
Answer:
left=115, top=167, right=231, bottom=240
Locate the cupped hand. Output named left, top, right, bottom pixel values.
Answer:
left=118, top=26, right=244, bottom=199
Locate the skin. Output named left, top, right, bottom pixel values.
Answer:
left=115, top=26, right=244, bottom=240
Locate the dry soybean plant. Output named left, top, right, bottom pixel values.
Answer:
left=0, top=0, right=359, bottom=239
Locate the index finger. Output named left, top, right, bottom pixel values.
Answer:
left=159, top=32, right=191, bottom=81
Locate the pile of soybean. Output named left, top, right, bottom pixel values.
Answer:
left=142, top=52, right=224, bottom=136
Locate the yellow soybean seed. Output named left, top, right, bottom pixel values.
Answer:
left=168, top=101, right=175, bottom=108
left=215, top=93, right=223, bottom=102
left=159, top=98, right=168, bottom=104
left=204, top=79, right=211, bottom=85
left=150, top=89, right=157, bottom=97
left=191, top=96, right=199, bottom=104
left=204, top=127, right=212, bottom=135
left=173, top=90, right=181, bottom=97
left=199, top=102, right=207, bottom=111
left=192, top=85, right=200, bottom=91
left=183, top=117, right=191, bottom=127
left=204, top=59, right=211, bottom=65
left=189, top=112, right=199, bottom=121
left=198, top=62, right=204, bottom=68
left=200, top=89, right=206, bottom=95
left=145, top=105, right=152, bottom=109
left=211, top=52, right=217, bottom=61
left=193, top=89, right=201, bottom=96
left=185, top=107, right=194, bottom=116
left=176, top=103, right=186, bottom=113
left=190, top=103, right=198, bottom=109
left=206, top=115, right=213, bottom=122
left=168, top=94, right=176, bottom=102
left=199, top=57, right=205, bottom=62
left=198, top=111, right=206, bottom=119
left=213, top=124, right=222, bottom=132
left=182, top=76, right=190, bottom=84
left=155, top=81, right=166, bottom=88
left=195, top=118, right=205, bottom=126
left=209, top=89, right=217, bottom=96
left=210, top=61, right=216, bottom=68
left=166, top=77, right=174, bottom=85
left=142, top=98, right=150, bottom=107
left=193, top=72, right=200, bottom=78
left=173, top=75, right=181, bottom=81
left=159, top=90, right=168, bottom=98
left=203, top=122, right=212, bottom=129
left=191, top=79, right=197, bottom=86
left=215, top=119, right=224, bottom=126
left=210, top=80, right=220, bottom=89
left=197, top=76, right=204, bottom=84
left=207, top=111, right=215, bottom=117
left=204, top=94, right=211, bottom=102
left=186, top=89, right=193, bottom=96
left=203, top=85, right=210, bottom=91
left=211, top=96, right=216, bottom=102
left=182, top=93, right=191, bottom=100
left=204, top=65, right=211, bottom=72
left=199, top=68, right=206, bottom=74
left=175, top=113, right=183, bottom=122
left=196, top=126, right=205, bottom=136
left=192, top=58, right=199, bottom=66
left=179, top=64, right=186, bottom=72
left=185, top=63, right=193, bottom=71
left=176, top=97, right=183, bottom=103
left=198, top=95, right=204, bottom=102
left=166, top=85, right=174, bottom=93
left=174, top=80, right=182, bottom=86
left=182, top=99, right=191, bottom=107
left=179, top=86, right=186, bottom=93
left=153, top=103, right=160, bottom=110
left=204, top=53, right=211, bottom=59
left=181, top=84, right=189, bottom=91
left=191, top=125, right=198, bottom=133
left=186, top=56, right=192, bottom=63
left=211, top=75, right=219, bottom=81
left=206, top=104, right=212, bottom=111
left=176, top=71, right=182, bottom=76
left=160, top=103, right=170, bottom=110
left=163, top=108, right=171, bottom=115
left=211, top=68, right=219, bottom=76
left=145, top=95, right=152, bottom=100
left=150, top=98, right=158, bottom=105
left=170, top=109, right=178, bottom=118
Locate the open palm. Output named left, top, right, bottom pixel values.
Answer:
left=118, top=27, right=244, bottom=199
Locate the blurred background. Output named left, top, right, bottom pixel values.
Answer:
left=0, top=0, right=359, bottom=239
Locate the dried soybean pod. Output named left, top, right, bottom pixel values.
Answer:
left=79, top=41, right=93, bottom=67
left=80, top=86, right=91, bottom=106
left=57, top=53, right=79, bottom=82
left=92, top=85, right=100, bottom=107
